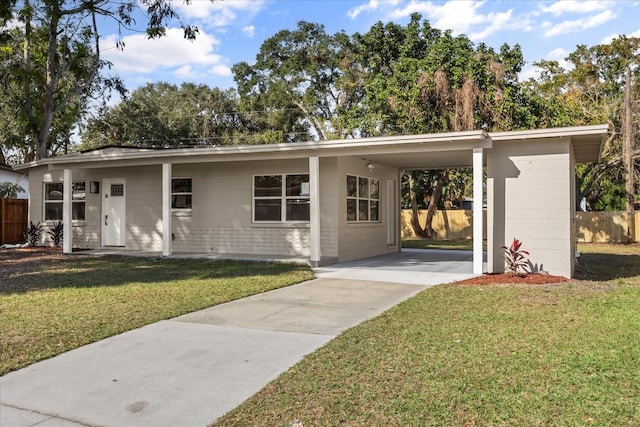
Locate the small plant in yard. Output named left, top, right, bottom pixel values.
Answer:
left=47, top=221, right=63, bottom=247
left=23, top=221, right=42, bottom=247
left=502, top=238, right=530, bottom=275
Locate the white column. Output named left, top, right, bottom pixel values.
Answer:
left=473, top=148, right=483, bottom=274
left=62, top=169, right=73, bottom=254
left=309, top=156, right=321, bottom=266
left=162, top=163, right=172, bottom=257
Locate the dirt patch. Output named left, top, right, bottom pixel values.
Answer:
left=454, top=272, right=570, bottom=285
left=0, top=247, right=96, bottom=281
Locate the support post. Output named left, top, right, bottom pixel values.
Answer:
left=473, top=148, right=483, bottom=274
left=309, top=156, right=320, bottom=266
left=162, top=163, right=172, bottom=257
left=62, top=169, right=73, bottom=254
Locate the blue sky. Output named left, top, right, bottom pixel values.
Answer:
left=100, top=0, right=640, bottom=95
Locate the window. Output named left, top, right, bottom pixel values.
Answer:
left=347, top=175, right=379, bottom=222
left=44, top=182, right=86, bottom=221
left=172, top=178, right=192, bottom=209
left=254, top=174, right=310, bottom=222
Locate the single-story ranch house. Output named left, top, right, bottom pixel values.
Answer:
left=15, top=124, right=608, bottom=278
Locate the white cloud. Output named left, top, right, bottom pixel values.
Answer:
left=174, top=65, right=195, bottom=79
left=348, top=0, right=401, bottom=19
left=601, top=28, right=640, bottom=43
left=544, top=9, right=615, bottom=37
left=209, top=64, right=232, bottom=76
left=547, top=48, right=568, bottom=59
left=388, top=1, right=514, bottom=41
left=102, top=27, right=223, bottom=74
left=171, top=0, right=265, bottom=27
left=518, top=65, right=539, bottom=81
left=539, top=1, right=612, bottom=16
left=242, top=25, right=255, bottom=38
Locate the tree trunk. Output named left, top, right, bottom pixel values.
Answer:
left=36, top=5, right=61, bottom=160
left=622, top=66, right=635, bottom=242
left=423, top=170, right=448, bottom=238
left=409, top=173, right=428, bottom=237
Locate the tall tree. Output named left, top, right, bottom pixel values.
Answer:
left=528, top=36, right=639, bottom=219
left=352, top=14, right=537, bottom=236
left=1, top=0, right=201, bottom=161
left=233, top=21, right=358, bottom=141
left=81, top=83, right=256, bottom=148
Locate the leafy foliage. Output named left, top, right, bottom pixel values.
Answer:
left=1, top=0, right=203, bottom=161
left=82, top=83, right=259, bottom=148
left=527, top=36, right=639, bottom=211
left=0, top=181, right=24, bottom=198
left=47, top=221, right=63, bottom=247
left=502, top=238, right=530, bottom=275
left=23, top=221, right=42, bottom=247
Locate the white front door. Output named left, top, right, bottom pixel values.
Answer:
left=102, top=179, right=126, bottom=246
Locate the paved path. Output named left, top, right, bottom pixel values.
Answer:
left=1, top=278, right=430, bottom=427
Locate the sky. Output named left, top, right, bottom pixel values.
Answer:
left=100, top=0, right=640, bottom=95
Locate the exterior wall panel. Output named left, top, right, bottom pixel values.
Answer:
left=487, top=138, right=573, bottom=277
left=336, top=157, right=400, bottom=262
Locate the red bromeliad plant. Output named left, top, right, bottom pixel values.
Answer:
left=502, top=238, right=530, bottom=275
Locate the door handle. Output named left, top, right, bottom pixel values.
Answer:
left=105, top=215, right=108, bottom=226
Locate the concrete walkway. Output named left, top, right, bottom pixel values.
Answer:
left=1, top=278, right=431, bottom=427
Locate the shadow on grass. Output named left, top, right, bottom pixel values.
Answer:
left=574, top=252, right=640, bottom=281
left=0, top=254, right=310, bottom=295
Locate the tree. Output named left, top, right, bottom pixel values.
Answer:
left=81, top=83, right=262, bottom=148
left=0, top=182, right=25, bottom=198
left=233, top=21, right=358, bottom=141
left=1, top=0, right=202, bottom=161
left=528, top=36, right=639, bottom=221
left=351, top=15, right=538, bottom=236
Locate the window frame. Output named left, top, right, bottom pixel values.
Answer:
left=253, top=173, right=310, bottom=223
left=346, top=174, right=380, bottom=223
left=171, top=177, right=192, bottom=211
left=43, top=181, right=86, bottom=222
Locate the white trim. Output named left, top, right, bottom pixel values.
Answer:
left=309, top=157, right=320, bottom=265
left=62, top=169, right=72, bottom=254
left=252, top=173, right=311, bottom=223
left=162, top=164, right=172, bottom=257
left=171, top=177, right=192, bottom=211
left=346, top=175, right=381, bottom=223
left=473, top=148, right=483, bottom=274
left=43, top=181, right=86, bottom=223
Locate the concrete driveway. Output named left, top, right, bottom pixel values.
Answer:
left=314, top=248, right=482, bottom=285
left=1, top=277, right=429, bottom=427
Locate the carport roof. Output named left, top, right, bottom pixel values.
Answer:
left=14, top=124, right=608, bottom=171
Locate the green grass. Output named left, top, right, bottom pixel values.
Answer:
left=0, top=255, right=313, bottom=375
left=215, top=243, right=640, bottom=426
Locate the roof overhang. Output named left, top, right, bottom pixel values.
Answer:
left=13, top=124, right=608, bottom=171
left=489, top=124, right=608, bottom=163
left=15, top=130, right=491, bottom=171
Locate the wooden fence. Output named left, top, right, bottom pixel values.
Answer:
left=401, top=209, right=640, bottom=243
left=576, top=211, right=640, bottom=243
left=0, top=198, right=28, bottom=245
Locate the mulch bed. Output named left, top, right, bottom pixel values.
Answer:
left=454, top=273, right=571, bottom=285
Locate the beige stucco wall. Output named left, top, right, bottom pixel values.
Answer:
left=487, top=138, right=574, bottom=278
left=336, top=157, right=400, bottom=262
left=28, top=159, right=341, bottom=261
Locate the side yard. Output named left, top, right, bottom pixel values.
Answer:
left=0, top=249, right=313, bottom=375
left=214, top=243, right=640, bottom=426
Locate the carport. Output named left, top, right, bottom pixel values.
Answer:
left=314, top=248, right=482, bottom=285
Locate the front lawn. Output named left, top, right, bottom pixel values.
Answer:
left=215, top=243, right=640, bottom=426
left=0, top=251, right=313, bottom=375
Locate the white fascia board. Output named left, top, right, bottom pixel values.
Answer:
left=489, top=124, right=609, bottom=141
left=34, top=130, right=491, bottom=169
